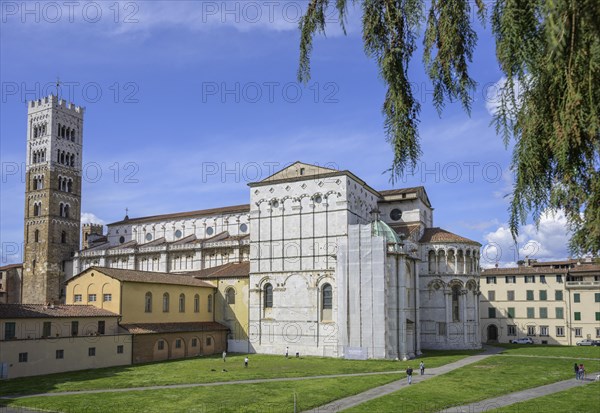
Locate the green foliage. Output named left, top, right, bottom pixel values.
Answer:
left=298, top=0, right=600, bottom=256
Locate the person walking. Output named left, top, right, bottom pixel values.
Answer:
left=285, top=346, right=289, bottom=358
left=406, top=366, right=413, bottom=385
left=579, top=363, right=585, bottom=380
left=574, top=362, right=580, bottom=379
left=244, top=356, right=249, bottom=368
left=419, top=361, right=425, bottom=375
left=222, top=351, right=227, bottom=362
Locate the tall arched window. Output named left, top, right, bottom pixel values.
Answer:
left=194, top=294, right=200, bottom=313
left=64, top=204, right=70, bottom=218
left=179, top=293, right=185, bottom=313
left=61, top=231, right=67, bottom=244
left=264, top=283, right=273, bottom=308
left=226, top=288, right=236, bottom=304
left=34, top=229, right=39, bottom=243
left=145, top=292, right=152, bottom=313
left=207, top=294, right=213, bottom=313
left=322, top=284, right=332, bottom=309
left=452, top=285, right=461, bottom=322
left=163, top=293, right=170, bottom=312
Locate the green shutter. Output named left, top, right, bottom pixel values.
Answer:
left=574, top=293, right=580, bottom=303
left=574, top=312, right=581, bottom=321
left=527, top=290, right=534, bottom=300
left=556, top=307, right=564, bottom=319
left=555, top=290, right=563, bottom=301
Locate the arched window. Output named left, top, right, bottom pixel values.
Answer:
left=322, top=284, right=332, bottom=310
left=179, top=293, right=185, bottom=313
left=163, top=293, right=170, bottom=312
left=61, top=231, right=67, bottom=244
left=64, top=204, right=70, bottom=218
left=33, top=202, right=40, bottom=216
left=452, top=285, right=461, bottom=322
left=70, top=154, right=75, bottom=167
left=207, top=294, right=213, bottom=313
left=34, top=229, right=39, bottom=243
left=67, top=179, right=73, bottom=193
left=264, top=283, right=273, bottom=308
left=194, top=294, right=200, bottom=313
left=226, top=288, right=236, bottom=304
left=145, top=292, right=152, bottom=312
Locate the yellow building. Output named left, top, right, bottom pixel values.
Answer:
left=480, top=259, right=600, bottom=345
left=0, top=304, right=131, bottom=379
left=65, top=267, right=228, bottom=363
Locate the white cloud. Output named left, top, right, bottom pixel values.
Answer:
left=484, top=76, right=527, bottom=117
left=80, top=212, right=106, bottom=226
left=481, top=210, right=571, bottom=268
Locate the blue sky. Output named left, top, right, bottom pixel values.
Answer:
left=0, top=1, right=571, bottom=267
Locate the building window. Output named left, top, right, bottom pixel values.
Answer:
left=507, top=290, right=515, bottom=301
left=322, top=283, right=333, bottom=310
left=117, top=345, right=124, bottom=354
left=226, top=288, right=236, bottom=305
left=540, top=326, right=549, bottom=336
left=175, top=339, right=182, bottom=349
left=88, top=294, right=96, bottom=302
left=525, top=276, right=535, bottom=283
left=207, top=294, right=213, bottom=313
left=42, top=322, right=51, bottom=337
left=574, top=327, right=582, bottom=337
left=18, top=353, right=28, bottom=363
left=163, top=293, right=170, bottom=312
left=103, top=294, right=112, bottom=302
left=539, top=290, right=547, bottom=301
left=555, top=290, right=563, bottom=301
left=574, top=312, right=581, bottom=321
left=526, top=290, right=534, bottom=301
left=527, top=307, right=535, bottom=318
left=574, top=293, right=580, bottom=303
left=71, top=321, right=78, bottom=336
left=145, top=292, right=152, bottom=313
left=556, top=307, right=564, bottom=319
left=56, top=349, right=64, bottom=359
left=158, top=340, right=165, bottom=351
left=595, top=293, right=600, bottom=302
left=527, top=326, right=536, bottom=336
left=539, top=307, right=548, bottom=319
left=556, top=326, right=565, bottom=337
left=74, top=294, right=82, bottom=302
left=556, top=275, right=563, bottom=283
left=451, top=285, right=461, bottom=322
left=507, top=325, right=516, bottom=336
left=507, top=307, right=515, bottom=318
left=194, top=294, right=200, bottom=313
left=488, top=308, right=496, bottom=318
left=486, top=276, right=497, bottom=284
left=34, top=229, right=39, bottom=243
left=596, top=312, right=600, bottom=321
left=438, top=322, right=447, bottom=336
left=264, top=283, right=273, bottom=308
left=179, top=293, right=185, bottom=313
left=4, top=322, right=16, bottom=340
left=488, top=291, right=495, bottom=301
left=191, top=338, right=198, bottom=347
left=61, top=231, right=67, bottom=244
left=540, top=275, right=546, bottom=284
left=88, top=347, right=96, bottom=357
left=98, top=321, right=105, bottom=335
left=505, top=276, right=516, bottom=284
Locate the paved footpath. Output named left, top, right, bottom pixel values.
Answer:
left=302, top=346, right=505, bottom=413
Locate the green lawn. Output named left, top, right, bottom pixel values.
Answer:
left=344, top=355, right=600, bottom=413
left=490, top=382, right=600, bottom=413
left=0, top=350, right=479, bottom=397
left=493, top=344, right=600, bottom=359
left=4, top=374, right=403, bottom=413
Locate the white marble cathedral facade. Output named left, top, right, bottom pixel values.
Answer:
left=71, top=162, right=482, bottom=359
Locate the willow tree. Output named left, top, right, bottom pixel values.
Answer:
left=298, top=0, right=600, bottom=256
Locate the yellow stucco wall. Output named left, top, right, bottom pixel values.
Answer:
left=213, top=277, right=249, bottom=341
left=66, top=270, right=121, bottom=314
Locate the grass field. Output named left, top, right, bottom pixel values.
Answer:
left=493, top=344, right=600, bottom=359
left=0, top=350, right=479, bottom=397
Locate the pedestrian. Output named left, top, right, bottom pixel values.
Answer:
left=574, top=362, right=579, bottom=379
left=285, top=346, right=289, bottom=358
left=244, top=356, right=249, bottom=368
left=406, top=366, right=413, bottom=385
left=419, top=361, right=425, bottom=375
left=579, top=363, right=585, bottom=380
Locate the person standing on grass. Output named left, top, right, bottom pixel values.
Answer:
left=406, top=367, right=413, bottom=385
left=574, top=362, right=580, bottom=379
left=285, top=346, right=289, bottom=358
left=222, top=351, right=227, bottom=362
left=579, top=363, right=585, bottom=380
left=244, top=356, right=249, bottom=368
left=419, top=361, right=425, bottom=375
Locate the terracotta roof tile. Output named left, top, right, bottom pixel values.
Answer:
left=0, top=304, right=118, bottom=319
left=109, top=204, right=250, bottom=226
left=71, top=267, right=216, bottom=288
left=0, top=263, right=23, bottom=271
left=419, top=227, right=481, bottom=245
left=186, top=262, right=250, bottom=279
left=482, top=264, right=600, bottom=275
left=121, top=322, right=229, bottom=334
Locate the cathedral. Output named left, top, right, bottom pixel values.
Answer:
left=18, top=95, right=482, bottom=361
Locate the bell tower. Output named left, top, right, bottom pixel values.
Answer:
left=22, top=95, right=84, bottom=304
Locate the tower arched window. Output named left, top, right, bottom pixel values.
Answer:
left=264, top=283, right=273, bottom=308
left=33, top=202, right=41, bottom=216
left=452, top=285, right=461, bottom=322
left=60, top=151, right=65, bottom=164
left=194, top=294, right=200, bottom=313
left=179, top=293, right=185, bottom=312
left=59, top=203, right=64, bottom=217
left=67, top=179, right=73, bottom=193
left=61, top=231, right=67, bottom=244
left=71, top=129, right=75, bottom=141
left=34, top=229, right=39, bottom=243
left=64, top=204, right=70, bottom=218
left=226, top=288, right=236, bottom=304
left=70, top=154, right=75, bottom=167
left=145, top=292, right=153, bottom=312
left=163, top=293, right=170, bottom=312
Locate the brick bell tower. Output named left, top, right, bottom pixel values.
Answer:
left=22, top=95, right=84, bottom=304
